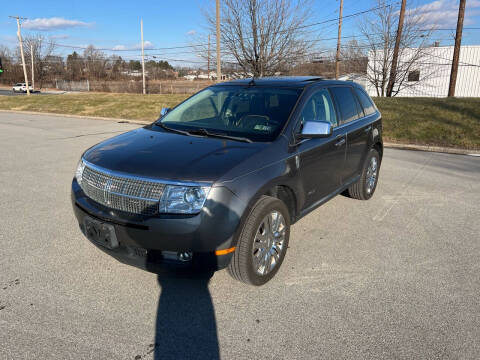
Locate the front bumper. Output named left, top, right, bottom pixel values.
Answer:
left=71, top=179, right=246, bottom=272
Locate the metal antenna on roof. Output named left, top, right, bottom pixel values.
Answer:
left=248, top=77, right=256, bottom=86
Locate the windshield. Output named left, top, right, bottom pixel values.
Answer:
left=158, top=86, right=302, bottom=142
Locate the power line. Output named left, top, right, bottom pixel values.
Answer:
left=41, top=27, right=480, bottom=59
left=37, top=2, right=402, bottom=54
left=7, top=2, right=480, bottom=72
left=423, top=50, right=480, bottom=68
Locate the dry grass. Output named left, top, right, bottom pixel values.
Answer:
left=1, top=92, right=479, bottom=149
left=0, top=92, right=189, bottom=121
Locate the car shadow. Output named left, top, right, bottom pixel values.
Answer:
left=152, top=269, right=220, bottom=360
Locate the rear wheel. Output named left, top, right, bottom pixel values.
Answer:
left=228, top=195, right=290, bottom=286
left=348, top=148, right=380, bottom=200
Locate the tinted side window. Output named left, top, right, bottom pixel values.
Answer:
left=354, top=88, right=376, bottom=116
left=352, top=92, right=364, bottom=118
left=300, top=89, right=338, bottom=127
left=330, top=87, right=360, bottom=124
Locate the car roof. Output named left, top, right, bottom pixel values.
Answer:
left=212, top=76, right=357, bottom=89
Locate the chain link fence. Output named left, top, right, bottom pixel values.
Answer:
left=55, top=80, right=90, bottom=92
left=53, top=79, right=213, bottom=94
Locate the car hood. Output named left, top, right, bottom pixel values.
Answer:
left=83, top=126, right=269, bottom=183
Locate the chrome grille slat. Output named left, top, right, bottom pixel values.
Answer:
left=80, top=164, right=165, bottom=215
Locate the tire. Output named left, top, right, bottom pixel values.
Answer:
left=348, top=148, right=380, bottom=200
left=228, top=195, right=290, bottom=286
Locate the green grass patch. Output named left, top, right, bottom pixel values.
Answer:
left=0, top=93, right=479, bottom=150
left=375, top=97, right=480, bottom=150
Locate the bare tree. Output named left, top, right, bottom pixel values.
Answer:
left=340, top=39, right=368, bottom=75
left=21, top=35, right=58, bottom=88
left=0, top=46, right=24, bottom=84
left=201, top=0, right=312, bottom=77
left=83, top=45, right=107, bottom=80
left=359, top=0, right=434, bottom=96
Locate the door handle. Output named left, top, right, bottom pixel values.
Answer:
left=364, top=125, right=372, bottom=133
left=335, top=138, right=346, bottom=147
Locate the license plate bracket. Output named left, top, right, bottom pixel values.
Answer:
left=84, top=217, right=119, bottom=249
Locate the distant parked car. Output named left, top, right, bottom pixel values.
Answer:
left=12, top=83, right=33, bottom=93
left=72, top=77, right=383, bottom=285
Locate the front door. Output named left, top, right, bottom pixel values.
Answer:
left=296, top=88, right=346, bottom=210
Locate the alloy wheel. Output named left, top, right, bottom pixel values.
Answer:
left=252, top=211, right=286, bottom=275
left=366, top=157, right=378, bottom=194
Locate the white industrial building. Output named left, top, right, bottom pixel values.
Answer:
left=366, top=45, right=480, bottom=97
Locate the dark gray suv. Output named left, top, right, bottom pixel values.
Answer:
left=72, top=77, right=382, bottom=285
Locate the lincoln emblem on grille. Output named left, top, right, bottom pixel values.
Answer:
left=104, top=179, right=113, bottom=204
left=81, top=164, right=164, bottom=215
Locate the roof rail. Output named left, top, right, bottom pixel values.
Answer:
left=302, top=77, right=323, bottom=82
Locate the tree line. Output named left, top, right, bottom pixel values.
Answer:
left=1, top=0, right=439, bottom=96
left=0, top=36, right=176, bottom=88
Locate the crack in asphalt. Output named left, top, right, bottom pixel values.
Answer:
left=50, top=130, right=127, bottom=140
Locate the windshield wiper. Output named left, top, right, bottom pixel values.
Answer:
left=157, top=123, right=252, bottom=143
left=156, top=122, right=190, bottom=136
left=186, top=128, right=252, bottom=143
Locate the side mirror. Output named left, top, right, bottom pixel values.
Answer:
left=298, top=121, right=332, bottom=139
left=160, top=107, right=171, bottom=117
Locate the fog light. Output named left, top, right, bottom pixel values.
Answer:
left=178, top=251, right=193, bottom=262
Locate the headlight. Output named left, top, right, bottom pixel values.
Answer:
left=159, top=185, right=211, bottom=214
left=75, top=159, right=85, bottom=185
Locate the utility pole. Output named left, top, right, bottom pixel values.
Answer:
left=216, top=0, right=222, bottom=82
left=448, top=0, right=466, bottom=97
left=335, top=0, right=343, bottom=80
left=207, top=34, right=211, bottom=81
left=141, top=18, right=146, bottom=95
left=10, top=16, right=30, bottom=95
left=386, top=0, right=406, bottom=97
left=30, top=44, right=35, bottom=91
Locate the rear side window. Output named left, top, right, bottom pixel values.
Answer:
left=354, top=88, right=376, bottom=116
left=330, top=87, right=361, bottom=124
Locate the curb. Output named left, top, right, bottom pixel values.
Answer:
left=0, top=109, right=151, bottom=125
left=383, top=142, right=480, bottom=156
left=1, top=109, right=479, bottom=156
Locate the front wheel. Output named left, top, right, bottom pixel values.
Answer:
left=228, top=195, right=290, bottom=286
left=348, top=148, right=380, bottom=200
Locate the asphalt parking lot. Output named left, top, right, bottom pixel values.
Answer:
left=1, top=112, right=479, bottom=360
left=0, top=89, right=61, bottom=96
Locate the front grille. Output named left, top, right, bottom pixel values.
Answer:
left=80, top=164, right=165, bottom=215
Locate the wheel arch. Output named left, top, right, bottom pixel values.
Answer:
left=235, top=179, right=300, bottom=240
left=373, top=141, right=383, bottom=162
left=264, top=185, right=297, bottom=223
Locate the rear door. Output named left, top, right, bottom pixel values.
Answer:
left=295, top=88, right=347, bottom=210
left=330, top=86, right=370, bottom=184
